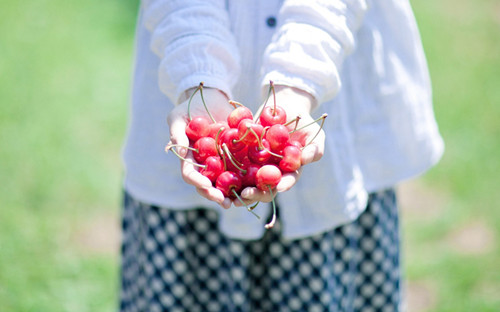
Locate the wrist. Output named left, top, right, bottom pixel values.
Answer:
left=178, top=85, right=229, bottom=105
left=273, top=84, right=317, bottom=115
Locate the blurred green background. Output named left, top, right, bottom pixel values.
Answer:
left=0, top=0, right=498, bottom=311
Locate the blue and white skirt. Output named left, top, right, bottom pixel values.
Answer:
left=120, top=189, right=401, bottom=312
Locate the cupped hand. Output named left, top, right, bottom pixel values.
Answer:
left=167, top=86, right=234, bottom=209
left=236, top=85, right=325, bottom=205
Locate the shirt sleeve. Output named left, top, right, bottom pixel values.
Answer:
left=142, top=0, right=241, bottom=104
left=261, top=0, right=368, bottom=103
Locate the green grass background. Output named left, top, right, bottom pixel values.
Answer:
left=0, top=0, right=498, bottom=311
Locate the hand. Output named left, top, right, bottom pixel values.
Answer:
left=237, top=85, right=326, bottom=205
left=167, top=86, right=235, bottom=209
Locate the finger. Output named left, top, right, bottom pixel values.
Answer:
left=301, top=142, right=324, bottom=165
left=276, top=169, right=302, bottom=192
left=196, top=186, right=226, bottom=206
left=168, top=113, right=190, bottom=157
left=181, top=156, right=212, bottom=189
left=221, top=197, right=232, bottom=209
left=233, top=193, right=258, bottom=207
left=240, top=187, right=273, bottom=203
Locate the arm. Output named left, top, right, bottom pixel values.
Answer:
left=143, top=0, right=240, bottom=208
left=142, top=0, right=240, bottom=104
left=240, top=0, right=368, bottom=204
left=261, top=0, right=368, bottom=104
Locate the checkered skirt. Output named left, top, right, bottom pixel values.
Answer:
left=120, top=189, right=401, bottom=312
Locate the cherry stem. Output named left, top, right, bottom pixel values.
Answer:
left=249, top=201, right=259, bottom=211
left=232, top=189, right=261, bottom=219
left=222, top=143, right=247, bottom=174
left=254, top=81, right=274, bottom=122
left=186, top=85, right=201, bottom=121
left=214, top=128, right=228, bottom=170
left=289, top=113, right=328, bottom=134
left=304, top=113, right=328, bottom=147
left=221, top=152, right=228, bottom=171
left=249, top=127, right=262, bottom=144
left=234, top=126, right=260, bottom=144
left=265, top=186, right=277, bottom=229
left=214, top=127, right=224, bottom=157
left=233, top=128, right=250, bottom=143
left=228, top=100, right=243, bottom=108
left=284, top=115, right=301, bottom=128
left=198, top=82, right=217, bottom=123
left=165, top=143, right=199, bottom=154
left=270, top=81, right=277, bottom=116
left=258, top=127, right=269, bottom=150
left=165, top=145, right=205, bottom=168
left=263, top=146, right=283, bottom=159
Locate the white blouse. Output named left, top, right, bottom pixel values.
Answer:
left=123, top=0, right=444, bottom=239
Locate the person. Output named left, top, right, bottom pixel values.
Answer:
left=120, top=0, right=444, bottom=311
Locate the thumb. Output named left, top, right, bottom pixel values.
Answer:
left=301, top=141, right=324, bottom=165
left=168, top=113, right=190, bottom=158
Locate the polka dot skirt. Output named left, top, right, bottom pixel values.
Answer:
left=120, top=189, right=401, bottom=312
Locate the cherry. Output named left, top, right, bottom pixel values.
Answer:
left=259, top=105, right=287, bottom=127
left=232, top=146, right=250, bottom=166
left=200, top=156, right=224, bottom=183
left=257, top=82, right=287, bottom=127
left=216, top=171, right=242, bottom=198
left=255, top=164, right=282, bottom=191
left=207, top=121, right=228, bottom=139
left=220, top=128, right=246, bottom=153
left=248, top=139, right=272, bottom=165
left=192, top=137, right=217, bottom=163
left=268, top=152, right=284, bottom=166
left=186, top=116, right=210, bottom=142
left=265, top=124, right=290, bottom=152
left=237, top=119, right=263, bottom=147
left=279, top=145, right=302, bottom=172
left=228, top=105, right=253, bottom=128
left=239, top=163, right=260, bottom=188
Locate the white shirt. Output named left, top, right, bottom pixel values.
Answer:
left=123, top=0, right=444, bottom=240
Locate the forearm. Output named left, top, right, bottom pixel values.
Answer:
left=141, top=0, right=240, bottom=104
left=261, top=0, right=368, bottom=104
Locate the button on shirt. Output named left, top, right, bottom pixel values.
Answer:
left=123, top=0, right=444, bottom=240
left=266, top=16, right=277, bottom=28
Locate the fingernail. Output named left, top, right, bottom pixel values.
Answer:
left=241, top=188, right=251, bottom=198
left=222, top=198, right=232, bottom=209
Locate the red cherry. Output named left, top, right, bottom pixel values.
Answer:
left=265, top=124, right=290, bottom=152
left=220, top=128, right=246, bottom=153
left=255, top=164, right=282, bottom=191
left=237, top=119, right=263, bottom=147
left=228, top=106, right=253, bottom=128
left=268, top=152, right=283, bottom=166
left=279, top=145, right=302, bottom=172
left=248, top=139, right=272, bottom=165
left=207, top=121, right=229, bottom=139
left=239, top=163, right=260, bottom=188
left=259, top=106, right=287, bottom=127
left=232, top=146, right=249, bottom=164
left=186, top=116, right=210, bottom=142
left=193, top=137, right=217, bottom=163
left=200, top=156, right=224, bottom=183
left=216, top=171, right=243, bottom=198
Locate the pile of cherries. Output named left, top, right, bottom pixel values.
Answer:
left=167, top=82, right=326, bottom=229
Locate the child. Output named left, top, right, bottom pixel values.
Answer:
left=120, top=1, right=444, bottom=311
